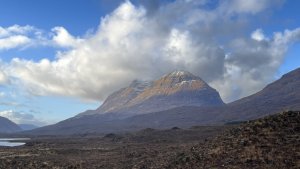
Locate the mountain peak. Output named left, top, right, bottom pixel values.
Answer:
left=157, top=70, right=206, bottom=89
left=168, top=70, right=193, bottom=76
left=163, top=70, right=199, bottom=80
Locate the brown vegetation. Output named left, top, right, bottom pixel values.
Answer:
left=0, top=111, right=299, bottom=169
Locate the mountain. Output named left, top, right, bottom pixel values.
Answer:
left=19, top=124, right=39, bottom=131
left=117, top=67, right=300, bottom=128
left=0, top=116, right=22, bottom=133
left=79, top=70, right=224, bottom=117
left=27, top=68, right=300, bottom=135
left=224, top=67, right=300, bottom=121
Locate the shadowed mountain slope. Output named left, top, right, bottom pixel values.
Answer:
left=0, top=116, right=22, bottom=133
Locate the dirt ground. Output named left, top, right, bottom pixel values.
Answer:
left=0, top=126, right=227, bottom=169
left=0, top=111, right=299, bottom=169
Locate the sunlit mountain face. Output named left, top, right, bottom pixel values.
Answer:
left=79, top=70, right=224, bottom=117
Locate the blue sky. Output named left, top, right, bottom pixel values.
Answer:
left=0, top=0, right=299, bottom=125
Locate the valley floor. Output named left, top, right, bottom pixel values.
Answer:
left=0, top=111, right=299, bottom=169
left=0, top=126, right=226, bottom=169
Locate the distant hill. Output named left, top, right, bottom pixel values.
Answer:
left=27, top=68, right=300, bottom=135
left=223, top=67, right=300, bottom=121
left=19, top=124, right=39, bottom=131
left=167, top=111, right=300, bottom=168
left=0, top=116, right=22, bottom=133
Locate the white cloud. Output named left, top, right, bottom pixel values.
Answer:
left=0, top=24, right=78, bottom=50
left=222, top=0, right=283, bottom=15
left=0, top=35, right=31, bottom=50
left=8, top=1, right=151, bottom=100
left=0, top=110, right=45, bottom=126
left=1, top=0, right=299, bottom=103
left=251, top=29, right=266, bottom=41
left=0, top=63, right=8, bottom=85
left=6, top=1, right=225, bottom=101
left=0, top=25, right=38, bottom=50
left=0, top=71, right=7, bottom=85
left=211, top=28, right=300, bottom=101
left=51, top=27, right=83, bottom=48
left=0, top=25, right=35, bottom=38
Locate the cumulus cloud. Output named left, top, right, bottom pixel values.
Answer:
left=0, top=25, right=37, bottom=50
left=212, top=27, right=300, bottom=101
left=51, top=27, right=84, bottom=48
left=251, top=29, right=266, bottom=41
left=0, top=24, right=81, bottom=50
left=1, top=0, right=300, bottom=103
left=0, top=25, right=35, bottom=38
left=0, top=71, right=8, bottom=85
left=0, top=63, right=8, bottom=85
left=0, top=35, right=31, bottom=50
left=222, top=0, right=282, bottom=14
left=7, top=1, right=225, bottom=100
left=0, top=110, right=45, bottom=126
